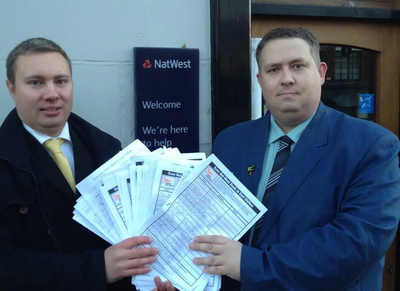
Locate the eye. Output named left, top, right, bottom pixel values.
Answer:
left=267, top=68, right=279, bottom=73
left=293, top=64, right=305, bottom=69
left=56, top=79, right=68, bottom=85
left=28, top=80, right=41, bottom=86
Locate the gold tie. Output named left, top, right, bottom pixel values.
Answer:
left=43, top=138, right=75, bottom=193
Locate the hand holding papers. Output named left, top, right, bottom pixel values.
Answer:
left=73, top=140, right=267, bottom=291
left=104, top=236, right=157, bottom=283
left=190, top=235, right=243, bottom=281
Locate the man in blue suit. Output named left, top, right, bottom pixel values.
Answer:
left=190, top=27, right=400, bottom=290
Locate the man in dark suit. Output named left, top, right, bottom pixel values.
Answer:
left=190, top=27, right=400, bottom=290
left=0, top=37, right=174, bottom=291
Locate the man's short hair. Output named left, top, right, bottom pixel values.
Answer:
left=6, top=37, right=72, bottom=85
left=255, top=27, right=321, bottom=71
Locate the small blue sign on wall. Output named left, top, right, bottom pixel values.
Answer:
left=359, top=94, right=374, bottom=114
left=134, top=47, right=199, bottom=152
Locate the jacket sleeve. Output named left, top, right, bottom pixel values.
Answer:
left=240, top=132, right=400, bottom=290
left=0, top=213, right=108, bottom=291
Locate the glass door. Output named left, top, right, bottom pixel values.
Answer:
left=320, top=45, right=378, bottom=121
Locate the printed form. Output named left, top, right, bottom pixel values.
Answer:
left=134, top=154, right=267, bottom=291
left=75, top=140, right=150, bottom=243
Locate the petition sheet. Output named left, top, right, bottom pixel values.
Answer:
left=76, top=140, right=150, bottom=239
left=135, top=154, right=267, bottom=291
left=150, top=161, right=192, bottom=216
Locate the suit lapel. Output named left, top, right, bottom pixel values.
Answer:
left=240, top=114, right=271, bottom=196
left=256, top=104, right=330, bottom=246
left=238, top=114, right=270, bottom=245
left=70, top=126, right=95, bottom=187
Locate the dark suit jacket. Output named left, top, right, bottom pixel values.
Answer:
left=0, top=109, right=134, bottom=290
left=214, top=103, right=400, bottom=291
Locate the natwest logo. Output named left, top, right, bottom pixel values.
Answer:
left=142, top=59, right=152, bottom=69
left=154, top=59, right=191, bottom=69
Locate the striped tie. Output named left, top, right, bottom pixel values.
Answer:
left=252, top=135, right=293, bottom=246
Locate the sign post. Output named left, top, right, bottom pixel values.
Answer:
left=134, top=47, right=199, bottom=152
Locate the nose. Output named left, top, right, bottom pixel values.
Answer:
left=43, top=82, right=60, bottom=100
left=280, top=67, right=294, bottom=86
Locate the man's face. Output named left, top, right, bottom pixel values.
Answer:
left=257, top=38, right=327, bottom=132
left=6, top=52, right=73, bottom=137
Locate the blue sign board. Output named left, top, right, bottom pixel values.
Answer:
left=134, top=47, right=199, bottom=152
left=359, top=94, right=374, bottom=114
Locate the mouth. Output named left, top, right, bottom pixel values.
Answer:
left=278, top=92, right=299, bottom=97
left=41, top=106, right=62, bottom=116
left=41, top=106, right=62, bottom=112
left=278, top=92, right=298, bottom=95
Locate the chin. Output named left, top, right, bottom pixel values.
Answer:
left=41, top=119, right=67, bottom=128
left=280, top=104, right=301, bottom=113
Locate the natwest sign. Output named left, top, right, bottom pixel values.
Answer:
left=134, top=47, right=199, bottom=152
left=154, top=59, right=191, bottom=69
left=142, top=59, right=192, bottom=69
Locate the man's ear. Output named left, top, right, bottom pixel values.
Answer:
left=318, top=62, right=328, bottom=85
left=6, top=79, right=15, bottom=99
left=256, top=73, right=261, bottom=86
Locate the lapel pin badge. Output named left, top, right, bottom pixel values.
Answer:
left=247, top=164, right=256, bottom=176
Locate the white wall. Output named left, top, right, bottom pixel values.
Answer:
left=0, top=0, right=211, bottom=154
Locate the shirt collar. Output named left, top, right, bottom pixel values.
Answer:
left=268, top=111, right=316, bottom=146
left=23, top=122, right=72, bottom=145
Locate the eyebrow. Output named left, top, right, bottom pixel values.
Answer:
left=24, top=74, right=71, bottom=81
left=265, top=58, right=308, bottom=68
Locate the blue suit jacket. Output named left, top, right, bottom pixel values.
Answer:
left=213, top=103, right=400, bottom=291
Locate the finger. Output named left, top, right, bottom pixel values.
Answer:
left=125, top=255, right=157, bottom=269
left=192, top=255, right=219, bottom=266
left=194, top=235, right=227, bottom=244
left=164, top=280, right=175, bottom=291
left=154, top=276, right=166, bottom=291
left=122, top=265, right=152, bottom=277
left=203, top=265, right=227, bottom=276
left=189, top=242, right=222, bottom=255
left=128, top=246, right=159, bottom=259
left=120, top=236, right=153, bottom=248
